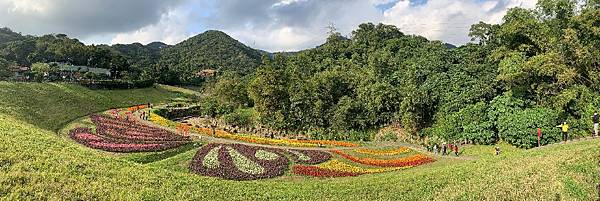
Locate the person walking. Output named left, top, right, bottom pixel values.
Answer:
left=442, top=143, right=447, bottom=156
left=592, top=112, right=599, bottom=137
left=495, top=147, right=501, bottom=155
left=556, top=122, right=570, bottom=142
left=433, top=144, right=438, bottom=155
left=537, top=127, right=542, bottom=147
left=454, top=144, right=459, bottom=156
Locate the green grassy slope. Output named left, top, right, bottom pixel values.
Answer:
left=0, top=82, right=599, bottom=200
left=0, top=82, right=184, bottom=131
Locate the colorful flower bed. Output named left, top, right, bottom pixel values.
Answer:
left=69, top=115, right=191, bottom=153
left=189, top=143, right=289, bottom=180
left=292, top=159, right=406, bottom=177
left=127, top=104, right=148, bottom=112
left=287, top=149, right=332, bottom=165
left=292, top=165, right=362, bottom=177
left=353, top=147, right=410, bottom=156
left=332, top=150, right=435, bottom=167
left=149, top=112, right=359, bottom=148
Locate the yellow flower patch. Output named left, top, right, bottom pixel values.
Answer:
left=354, top=147, right=410, bottom=156
left=316, top=159, right=407, bottom=174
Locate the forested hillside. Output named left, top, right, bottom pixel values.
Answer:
left=110, top=42, right=168, bottom=80
left=157, top=30, right=264, bottom=84
left=223, top=1, right=600, bottom=148
left=0, top=29, right=265, bottom=83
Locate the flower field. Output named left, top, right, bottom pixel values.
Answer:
left=189, top=143, right=290, bottom=180
left=149, top=112, right=359, bottom=148
left=353, top=147, right=410, bottom=156
left=291, top=148, right=433, bottom=178
left=292, top=160, right=406, bottom=177
left=69, top=115, right=191, bottom=152
left=332, top=150, right=434, bottom=167
left=287, top=149, right=332, bottom=164
left=189, top=142, right=432, bottom=180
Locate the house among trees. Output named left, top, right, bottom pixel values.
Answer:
left=9, top=66, right=30, bottom=81
left=53, top=62, right=111, bottom=79
left=195, top=69, right=218, bottom=78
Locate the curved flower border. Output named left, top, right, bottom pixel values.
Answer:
left=332, top=150, right=434, bottom=167
left=292, top=159, right=407, bottom=177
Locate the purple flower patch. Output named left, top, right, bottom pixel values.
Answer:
left=189, top=143, right=289, bottom=180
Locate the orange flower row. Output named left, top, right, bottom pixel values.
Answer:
left=292, top=140, right=359, bottom=147
left=127, top=104, right=147, bottom=112
left=354, top=147, right=410, bottom=156
left=331, top=150, right=434, bottom=167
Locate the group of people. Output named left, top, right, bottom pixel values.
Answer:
left=139, top=111, right=149, bottom=121
left=554, top=111, right=599, bottom=142
left=430, top=142, right=460, bottom=156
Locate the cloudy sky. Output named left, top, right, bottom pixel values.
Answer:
left=0, top=0, right=537, bottom=52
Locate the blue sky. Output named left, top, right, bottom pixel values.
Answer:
left=0, top=0, right=537, bottom=52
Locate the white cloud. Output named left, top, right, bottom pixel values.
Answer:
left=224, top=26, right=318, bottom=52
left=382, top=0, right=537, bottom=45
left=0, top=0, right=185, bottom=37
left=208, top=0, right=382, bottom=51
left=110, top=8, right=192, bottom=45
left=1, top=0, right=541, bottom=50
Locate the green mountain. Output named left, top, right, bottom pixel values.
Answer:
left=110, top=42, right=168, bottom=78
left=0, top=27, right=25, bottom=45
left=157, top=30, right=264, bottom=83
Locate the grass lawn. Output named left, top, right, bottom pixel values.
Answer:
left=0, top=82, right=599, bottom=200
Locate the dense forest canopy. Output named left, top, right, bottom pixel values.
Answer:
left=1, top=0, right=599, bottom=148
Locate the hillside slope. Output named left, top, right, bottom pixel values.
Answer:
left=0, top=82, right=598, bottom=200
left=0, top=82, right=184, bottom=131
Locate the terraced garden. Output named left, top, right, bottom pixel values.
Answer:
left=1, top=82, right=599, bottom=200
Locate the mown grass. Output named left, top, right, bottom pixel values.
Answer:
left=0, top=82, right=186, bottom=132
left=0, top=82, right=599, bottom=200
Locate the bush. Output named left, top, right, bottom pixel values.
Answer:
left=197, top=97, right=234, bottom=118
left=429, top=102, right=495, bottom=144
left=380, top=131, right=398, bottom=142
left=222, top=108, right=255, bottom=128
left=497, top=107, right=560, bottom=149
left=154, top=105, right=202, bottom=120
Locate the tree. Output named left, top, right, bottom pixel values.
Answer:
left=248, top=55, right=290, bottom=129
left=214, top=71, right=253, bottom=108
left=469, top=21, right=496, bottom=45
left=0, top=57, right=14, bottom=79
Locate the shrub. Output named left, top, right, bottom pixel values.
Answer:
left=221, top=108, right=255, bottom=128
left=380, top=131, right=398, bottom=142
left=429, top=102, right=495, bottom=144
left=497, top=107, right=560, bottom=148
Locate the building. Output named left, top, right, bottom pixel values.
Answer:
left=195, top=69, right=218, bottom=78
left=9, top=66, right=30, bottom=81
